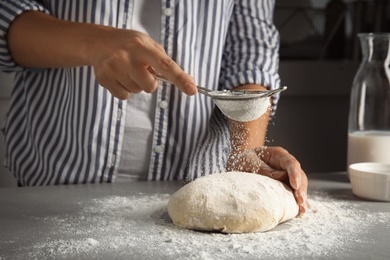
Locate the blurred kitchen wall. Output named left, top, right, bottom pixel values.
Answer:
left=267, top=61, right=357, bottom=173
left=268, top=0, right=389, bottom=173
left=0, top=71, right=16, bottom=187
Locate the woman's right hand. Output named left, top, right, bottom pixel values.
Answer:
left=89, top=28, right=197, bottom=99
left=8, top=11, right=196, bottom=99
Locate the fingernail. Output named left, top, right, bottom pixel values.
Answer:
left=295, top=190, right=305, bottom=205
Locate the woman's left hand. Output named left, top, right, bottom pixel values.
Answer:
left=226, top=146, right=308, bottom=214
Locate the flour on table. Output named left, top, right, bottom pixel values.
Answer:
left=3, top=190, right=390, bottom=260
left=167, top=172, right=298, bottom=233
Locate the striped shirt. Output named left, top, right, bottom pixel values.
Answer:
left=0, top=0, right=280, bottom=185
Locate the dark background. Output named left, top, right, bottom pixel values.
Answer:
left=268, top=0, right=389, bottom=173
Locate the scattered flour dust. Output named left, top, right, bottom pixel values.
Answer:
left=5, top=191, right=390, bottom=260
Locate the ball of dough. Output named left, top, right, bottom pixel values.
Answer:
left=167, top=171, right=299, bottom=233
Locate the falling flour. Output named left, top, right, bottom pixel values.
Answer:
left=2, top=190, right=390, bottom=260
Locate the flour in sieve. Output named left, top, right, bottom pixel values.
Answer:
left=4, top=191, right=389, bottom=260
left=214, top=97, right=270, bottom=122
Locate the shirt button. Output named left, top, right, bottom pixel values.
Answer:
left=117, top=108, right=122, bottom=121
left=164, top=8, right=173, bottom=16
left=154, top=145, right=164, bottom=153
left=159, top=100, right=168, bottom=109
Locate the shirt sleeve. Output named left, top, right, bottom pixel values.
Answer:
left=0, top=0, right=49, bottom=72
left=221, top=0, right=280, bottom=90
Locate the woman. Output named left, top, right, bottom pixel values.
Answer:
left=0, top=0, right=307, bottom=213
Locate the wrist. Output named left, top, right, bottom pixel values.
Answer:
left=79, top=24, right=115, bottom=67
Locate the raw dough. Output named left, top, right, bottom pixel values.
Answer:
left=167, top=171, right=299, bottom=233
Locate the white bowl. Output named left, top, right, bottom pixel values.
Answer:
left=348, top=162, right=390, bottom=202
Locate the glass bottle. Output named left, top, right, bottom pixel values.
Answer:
left=347, top=33, right=390, bottom=167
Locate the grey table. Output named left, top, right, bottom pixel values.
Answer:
left=1, top=173, right=389, bottom=260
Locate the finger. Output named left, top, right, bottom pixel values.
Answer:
left=296, top=192, right=308, bottom=215
left=97, top=56, right=149, bottom=94
left=260, top=165, right=308, bottom=215
left=130, top=67, right=159, bottom=93
left=93, top=41, right=159, bottom=95
left=94, top=64, right=135, bottom=99
left=268, top=170, right=289, bottom=182
left=258, top=163, right=307, bottom=211
left=286, top=165, right=302, bottom=190
left=256, top=164, right=289, bottom=182
left=255, top=146, right=308, bottom=214
left=256, top=147, right=302, bottom=190
left=294, top=188, right=306, bottom=206
left=147, top=53, right=197, bottom=95
left=115, top=69, right=154, bottom=94
left=228, top=150, right=289, bottom=182
left=103, top=81, right=132, bottom=100
left=294, top=173, right=308, bottom=214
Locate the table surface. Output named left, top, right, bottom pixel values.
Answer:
left=1, top=172, right=389, bottom=260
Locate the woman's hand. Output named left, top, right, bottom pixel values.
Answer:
left=89, top=29, right=197, bottom=99
left=226, top=146, right=308, bottom=214
left=8, top=11, right=197, bottom=99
